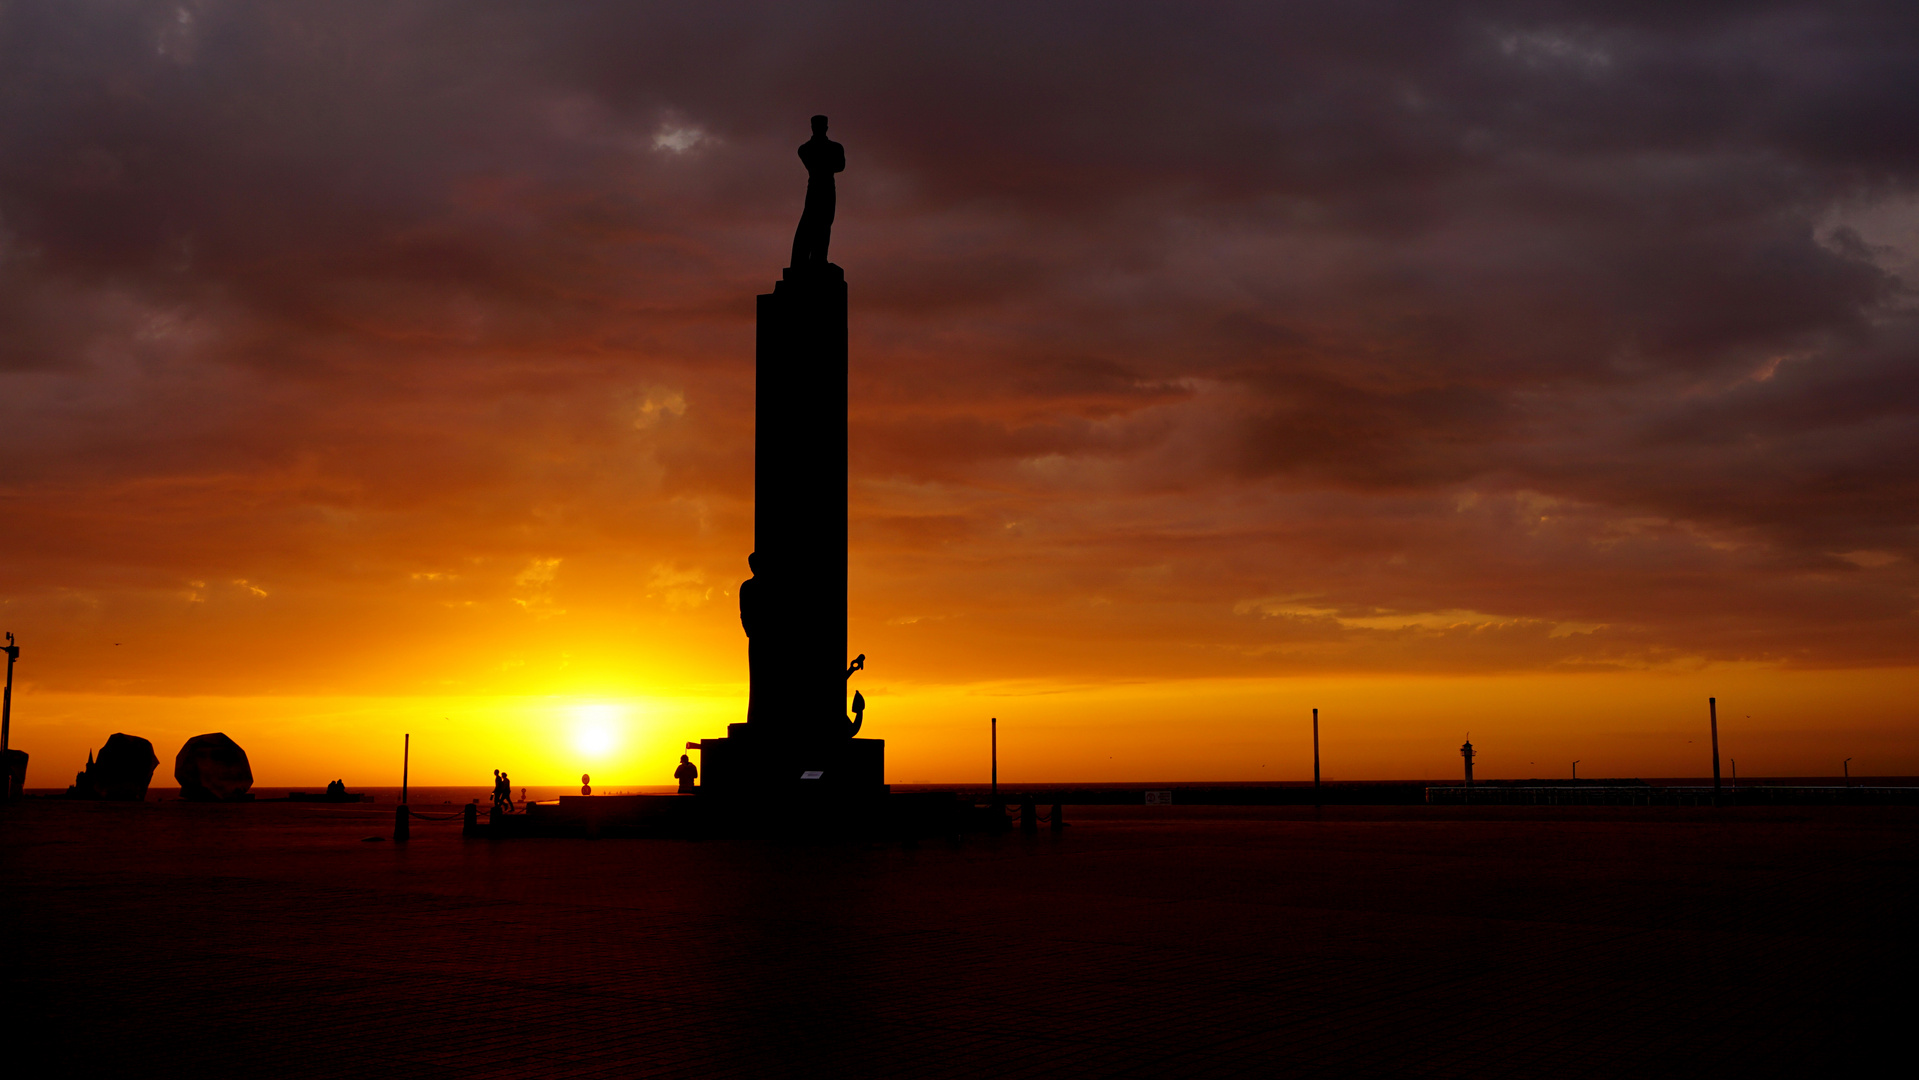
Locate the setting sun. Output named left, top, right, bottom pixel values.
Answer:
left=570, top=702, right=626, bottom=758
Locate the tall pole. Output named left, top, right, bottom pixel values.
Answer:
left=990, top=717, right=998, bottom=808
left=1312, top=708, right=1320, bottom=791
left=1, top=632, right=17, bottom=803
left=402, top=733, right=410, bottom=805
left=1708, top=697, right=1721, bottom=805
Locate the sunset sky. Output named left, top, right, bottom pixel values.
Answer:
left=4, top=1, right=1918, bottom=786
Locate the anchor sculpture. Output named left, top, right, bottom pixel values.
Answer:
left=846, top=653, right=866, bottom=737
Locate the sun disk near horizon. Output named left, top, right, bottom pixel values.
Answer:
left=570, top=702, right=627, bottom=758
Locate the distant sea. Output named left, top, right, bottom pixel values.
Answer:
left=22, top=776, right=1913, bottom=803
left=21, top=785, right=678, bottom=804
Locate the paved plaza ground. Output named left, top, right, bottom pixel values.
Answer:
left=6, top=797, right=1912, bottom=1078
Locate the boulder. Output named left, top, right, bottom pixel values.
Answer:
left=174, top=732, right=254, bottom=801
left=68, top=733, right=159, bottom=801
left=3, top=748, right=25, bottom=799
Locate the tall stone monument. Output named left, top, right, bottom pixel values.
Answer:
left=694, top=116, right=882, bottom=799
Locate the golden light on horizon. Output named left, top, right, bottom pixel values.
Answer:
left=569, top=702, right=626, bottom=759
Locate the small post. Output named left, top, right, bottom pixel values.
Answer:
left=1730, top=758, right=1736, bottom=795
left=1709, top=698, right=1721, bottom=805
left=1, top=632, right=18, bottom=804
left=1843, top=758, right=1851, bottom=787
left=1572, top=760, right=1579, bottom=781
left=402, top=733, right=410, bottom=805
left=1051, top=800, right=1065, bottom=832
left=1020, top=793, right=1037, bottom=835
left=1312, top=708, right=1320, bottom=791
left=463, top=801, right=478, bottom=832
left=393, top=802, right=410, bottom=842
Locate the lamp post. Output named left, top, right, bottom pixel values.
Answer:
left=1844, top=757, right=1852, bottom=787
left=1572, top=760, right=1579, bottom=781
left=1708, top=697, right=1722, bottom=806
left=990, top=717, right=999, bottom=812
left=1312, top=708, right=1320, bottom=793
left=1, top=632, right=17, bottom=803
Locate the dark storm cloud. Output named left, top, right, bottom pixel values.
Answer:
left=2, top=0, right=1917, bottom=686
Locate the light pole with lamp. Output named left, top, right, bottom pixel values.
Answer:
left=1, top=632, right=18, bottom=802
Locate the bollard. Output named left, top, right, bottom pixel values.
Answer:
left=1051, top=801, right=1065, bottom=832
left=1020, top=793, right=1038, bottom=835
left=393, top=802, right=410, bottom=842
left=463, top=802, right=478, bottom=833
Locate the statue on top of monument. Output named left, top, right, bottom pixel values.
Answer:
left=790, top=115, right=845, bottom=268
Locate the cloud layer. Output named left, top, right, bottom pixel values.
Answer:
left=3, top=0, right=1917, bottom=693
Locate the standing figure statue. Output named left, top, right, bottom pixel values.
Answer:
left=740, top=552, right=765, bottom=724
left=790, top=115, right=845, bottom=267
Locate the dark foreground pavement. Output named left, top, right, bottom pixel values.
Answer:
left=5, top=799, right=1912, bottom=1078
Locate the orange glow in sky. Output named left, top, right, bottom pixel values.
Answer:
left=5, top=6, right=1919, bottom=787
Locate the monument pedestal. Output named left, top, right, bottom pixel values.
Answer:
left=696, top=729, right=884, bottom=798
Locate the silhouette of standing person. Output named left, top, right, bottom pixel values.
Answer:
left=675, top=754, right=698, bottom=793
left=790, top=115, right=845, bottom=267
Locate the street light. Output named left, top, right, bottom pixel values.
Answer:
left=1, top=631, right=17, bottom=802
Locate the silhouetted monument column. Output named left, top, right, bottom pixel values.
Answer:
left=749, top=258, right=848, bottom=737
left=696, top=117, right=882, bottom=801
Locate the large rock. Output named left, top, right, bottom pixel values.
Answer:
left=3, top=748, right=25, bottom=799
left=69, top=733, right=159, bottom=801
left=174, top=732, right=254, bottom=801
